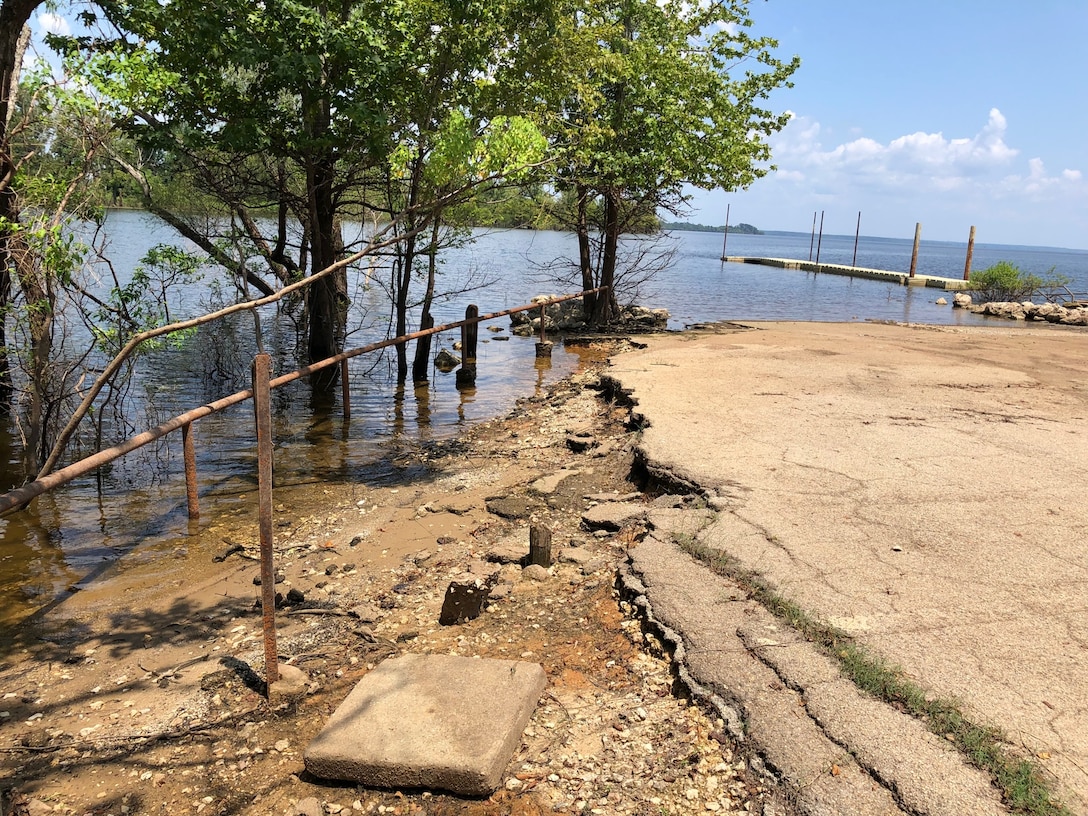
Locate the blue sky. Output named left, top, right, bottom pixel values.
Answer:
left=684, top=0, right=1088, bottom=249
left=32, top=1, right=1088, bottom=249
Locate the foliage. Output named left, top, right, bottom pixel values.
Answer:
left=967, top=261, right=1070, bottom=303
left=545, top=0, right=799, bottom=323
left=91, top=244, right=205, bottom=354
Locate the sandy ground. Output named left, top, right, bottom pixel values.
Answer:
left=0, top=342, right=778, bottom=816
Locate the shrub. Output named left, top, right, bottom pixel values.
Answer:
left=967, top=261, right=1070, bottom=304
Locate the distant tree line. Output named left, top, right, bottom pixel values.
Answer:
left=661, top=221, right=762, bottom=234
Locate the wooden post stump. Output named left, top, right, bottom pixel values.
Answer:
left=529, top=525, right=553, bottom=567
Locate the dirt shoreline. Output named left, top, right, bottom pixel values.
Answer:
left=1, top=339, right=776, bottom=816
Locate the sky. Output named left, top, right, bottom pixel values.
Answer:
left=684, top=0, right=1088, bottom=249
left=30, top=1, right=1088, bottom=250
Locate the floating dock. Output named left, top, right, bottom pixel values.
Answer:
left=723, top=257, right=971, bottom=291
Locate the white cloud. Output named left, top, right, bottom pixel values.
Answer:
left=37, top=12, right=69, bottom=36
left=765, top=108, right=1085, bottom=205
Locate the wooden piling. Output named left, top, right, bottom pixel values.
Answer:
left=252, top=352, right=279, bottom=688
left=529, top=525, right=553, bottom=567
left=963, top=226, right=976, bottom=281
left=182, top=422, right=199, bottom=520
left=456, top=305, right=478, bottom=389
left=909, top=222, right=922, bottom=278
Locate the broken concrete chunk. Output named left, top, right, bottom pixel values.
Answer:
left=439, top=576, right=493, bottom=626
left=304, top=653, right=547, bottom=796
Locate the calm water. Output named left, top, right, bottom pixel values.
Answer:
left=2, top=214, right=1086, bottom=632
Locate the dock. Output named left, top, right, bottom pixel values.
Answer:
left=723, top=257, right=971, bottom=291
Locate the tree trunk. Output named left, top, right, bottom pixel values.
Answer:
left=411, top=219, right=441, bottom=384
left=306, top=151, right=347, bottom=386
left=592, top=187, right=622, bottom=326
left=575, top=184, right=596, bottom=321
left=0, top=5, right=33, bottom=411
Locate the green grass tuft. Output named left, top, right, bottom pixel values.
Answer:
left=673, top=533, right=1071, bottom=816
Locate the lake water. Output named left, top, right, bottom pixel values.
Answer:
left=2, top=213, right=1086, bottom=634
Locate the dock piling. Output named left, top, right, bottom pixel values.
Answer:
left=963, top=226, right=976, bottom=281
left=909, top=223, right=922, bottom=278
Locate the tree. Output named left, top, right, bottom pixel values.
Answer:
left=550, top=0, right=799, bottom=324
left=67, top=0, right=555, bottom=386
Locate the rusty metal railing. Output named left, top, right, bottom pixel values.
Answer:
left=0, top=288, right=605, bottom=517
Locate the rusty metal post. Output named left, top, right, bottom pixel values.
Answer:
left=456, top=305, right=478, bottom=389
left=963, top=225, right=976, bottom=280
left=815, top=211, right=825, bottom=267
left=909, top=222, right=922, bottom=278
left=340, top=358, right=351, bottom=421
left=252, top=352, right=278, bottom=688
left=536, top=301, right=553, bottom=358
left=808, top=211, right=817, bottom=261
left=182, top=422, right=199, bottom=520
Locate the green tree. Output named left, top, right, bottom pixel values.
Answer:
left=67, top=0, right=554, bottom=386
left=551, top=0, right=798, bottom=324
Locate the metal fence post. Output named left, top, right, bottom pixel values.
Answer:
left=252, top=352, right=278, bottom=688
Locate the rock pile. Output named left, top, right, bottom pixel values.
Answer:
left=952, top=293, right=1088, bottom=325
left=511, top=295, right=669, bottom=336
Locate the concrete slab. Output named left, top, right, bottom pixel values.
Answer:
left=609, top=322, right=1088, bottom=813
left=304, top=653, right=547, bottom=796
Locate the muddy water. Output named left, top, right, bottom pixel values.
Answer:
left=0, top=340, right=596, bottom=644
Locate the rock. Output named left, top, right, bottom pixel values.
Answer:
left=581, top=557, right=611, bottom=575
left=485, top=543, right=527, bottom=565
left=292, top=796, right=324, bottom=816
left=349, top=604, right=380, bottom=623
left=566, top=432, right=598, bottom=453
left=269, top=664, right=309, bottom=700
left=485, top=495, right=541, bottom=520
left=559, top=546, right=595, bottom=565
left=522, top=564, right=550, bottom=582
left=25, top=800, right=53, bottom=816
left=935, top=297, right=947, bottom=305
left=582, top=501, right=647, bottom=532
left=434, top=348, right=461, bottom=372
left=286, top=588, right=306, bottom=605
left=953, top=292, right=973, bottom=308
left=439, top=575, right=494, bottom=626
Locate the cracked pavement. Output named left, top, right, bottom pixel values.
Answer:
left=610, top=321, right=1088, bottom=815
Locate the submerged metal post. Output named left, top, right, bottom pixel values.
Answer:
left=252, top=352, right=278, bottom=688
left=852, top=211, right=861, bottom=267
left=720, top=203, right=731, bottom=261
left=815, top=211, right=825, bottom=266
left=808, top=211, right=817, bottom=261
left=909, top=222, right=922, bottom=278
left=182, top=422, right=199, bottom=520
left=340, top=358, right=351, bottom=421
left=963, top=226, right=976, bottom=280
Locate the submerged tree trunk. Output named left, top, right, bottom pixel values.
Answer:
left=411, top=219, right=441, bottom=384
left=574, top=183, right=597, bottom=321
left=306, top=151, right=348, bottom=388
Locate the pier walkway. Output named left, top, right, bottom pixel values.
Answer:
left=724, top=256, right=971, bottom=291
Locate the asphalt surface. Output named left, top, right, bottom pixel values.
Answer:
left=609, top=321, right=1088, bottom=816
